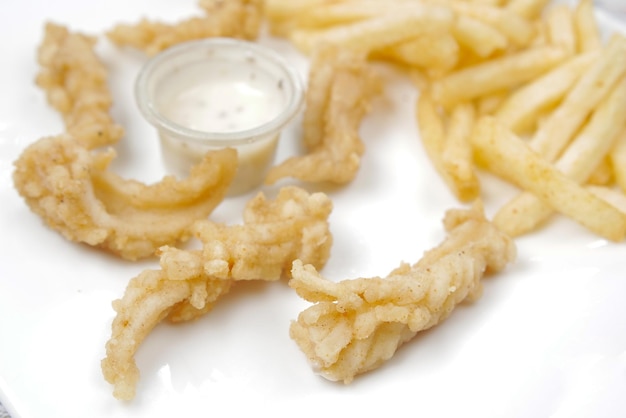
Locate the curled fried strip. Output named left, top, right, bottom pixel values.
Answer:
left=107, top=0, right=264, bottom=55
left=289, top=202, right=516, bottom=383
left=101, top=186, right=333, bottom=400
left=36, top=23, right=124, bottom=149
left=15, top=24, right=238, bottom=259
left=265, top=44, right=381, bottom=185
left=13, top=135, right=237, bottom=260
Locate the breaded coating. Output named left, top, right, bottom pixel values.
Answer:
left=265, top=44, right=381, bottom=185
left=289, top=202, right=516, bottom=383
left=101, top=186, right=333, bottom=400
left=14, top=24, right=238, bottom=260
left=36, top=23, right=124, bottom=149
left=13, top=135, right=237, bottom=260
left=107, top=0, right=264, bottom=55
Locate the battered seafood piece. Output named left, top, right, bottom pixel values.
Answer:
left=101, top=187, right=333, bottom=400
left=265, top=44, right=381, bottom=185
left=107, top=0, right=264, bottom=55
left=14, top=23, right=240, bottom=259
left=289, top=202, right=516, bottom=383
left=37, top=23, right=124, bottom=149
left=13, top=135, right=237, bottom=260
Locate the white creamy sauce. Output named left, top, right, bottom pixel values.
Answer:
left=155, top=60, right=288, bottom=195
left=162, top=66, right=285, bottom=133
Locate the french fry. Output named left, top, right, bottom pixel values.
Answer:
left=452, top=15, right=508, bottom=58
left=441, top=0, right=536, bottom=46
left=441, top=103, right=480, bottom=201
left=556, top=74, right=626, bottom=183
left=587, top=186, right=626, bottom=216
left=378, top=30, right=459, bottom=73
left=474, top=117, right=626, bottom=241
left=493, top=51, right=598, bottom=133
left=506, top=0, right=550, bottom=19
left=290, top=5, right=454, bottom=54
left=417, top=91, right=478, bottom=201
left=493, top=77, right=626, bottom=238
left=265, top=0, right=342, bottom=36
left=476, top=91, right=508, bottom=115
left=586, top=158, right=613, bottom=186
left=470, top=0, right=508, bottom=6
left=431, top=46, right=566, bottom=107
left=529, top=35, right=626, bottom=161
left=265, top=0, right=340, bottom=21
left=293, top=0, right=404, bottom=29
left=574, top=0, right=602, bottom=52
left=610, top=129, right=626, bottom=193
left=545, top=4, right=576, bottom=56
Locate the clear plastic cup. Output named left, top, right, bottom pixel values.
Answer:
left=135, top=38, right=304, bottom=195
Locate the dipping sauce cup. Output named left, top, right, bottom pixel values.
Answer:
left=135, top=38, right=304, bottom=195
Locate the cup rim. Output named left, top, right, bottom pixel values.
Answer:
left=135, top=37, right=305, bottom=146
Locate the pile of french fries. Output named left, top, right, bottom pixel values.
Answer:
left=265, top=0, right=626, bottom=241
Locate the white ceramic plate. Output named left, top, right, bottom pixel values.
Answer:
left=1, top=1, right=625, bottom=417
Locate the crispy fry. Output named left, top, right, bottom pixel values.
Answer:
left=13, top=135, right=237, bottom=260
left=610, top=129, right=626, bottom=193
left=292, top=0, right=404, bottom=29
left=432, top=45, right=566, bottom=107
left=265, top=0, right=344, bottom=36
left=452, top=15, right=508, bottom=58
left=587, top=157, right=613, bottom=186
left=470, top=0, right=507, bottom=6
left=265, top=45, right=381, bottom=185
left=289, top=4, right=454, bottom=54
left=36, top=23, right=124, bottom=149
left=476, top=91, right=508, bottom=116
left=289, top=202, right=516, bottom=383
left=529, top=35, right=626, bottom=162
left=506, top=0, right=550, bottom=19
left=545, top=4, right=576, bottom=56
left=587, top=186, right=626, bottom=216
left=417, top=92, right=479, bottom=202
left=377, top=30, right=459, bottom=74
left=494, top=78, right=626, bottom=237
left=107, top=0, right=263, bottom=55
left=442, top=103, right=480, bottom=201
left=574, top=0, right=602, bottom=53
left=493, top=51, right=597, bottom=133
left=441, top=0, right=536, bottom=47
left=102, top=187, right=334, bottom=400
left=474, top=117, right=626, bottom=241
left=265, top=0, right=340, bottom=22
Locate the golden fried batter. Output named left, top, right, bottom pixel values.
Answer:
left=14, top=23, right=241, bottom=259
left=107, top=0, right=264, bottom=55
left=289, top=202, right=516, bottom=383
left=13, top=135, right=237, bottom=260
left=265, top=44, right=381, bottom=185
left=101, top=186, right=333, bottom=400
left=36, top=23, right=124, bottom=149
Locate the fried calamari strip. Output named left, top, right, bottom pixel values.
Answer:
left=36, top=23, right=124, bottom=149
left=101, top=186, right=333, bottom=400
left=13, top=135, right=237, bottom=260
left=106, top=0, right=264, bottom=55
left=265, top=44, right=381, bottom=185
left=15, top=24, right=238, bottom=259
left=289, top=202, right=516, bottom=383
